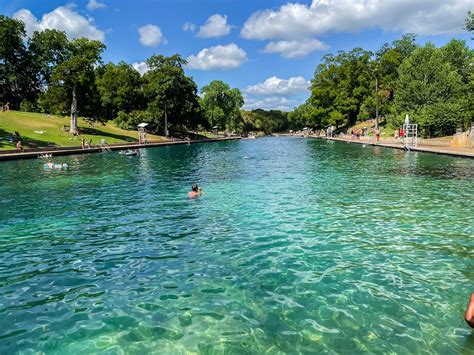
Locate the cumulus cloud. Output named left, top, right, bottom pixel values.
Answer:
left=183, top=22, right=197, bottom=32
left=187, top=43, right=247, bottom=70
left=244, top=76, right=310, bottom=96
left=243, top=96, right=297, bottom=111
left=241, top=0, right=471, bottom=40
left=132, top=61, right=149, bottom=76
left=86, top=0, right=106, bottom=11
left=262, top=38, right=328, bottom=58
left=138, top=24, right=163, bottom=47
left=197, top=14, right=231, bottom=38
left=13, top=6, right=104, bottom=41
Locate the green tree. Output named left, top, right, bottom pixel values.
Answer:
left=465, top=11, right=474, bottom=35
left=200, top=80, right=244, bottom=132
left=45, top=38, right=105, bottom=132
left=96, top=62, right=144, bottom=121
left=308, top=48, right=373, bottom=128
left=0, top=15, right=32, bottom=108
left=28, top=29, right=69, bottom=89
left=288, top=102, right=320, bottom=129
left=390, top=44, right=466, bottom=136
left=143, top=54, right=201, bottom=135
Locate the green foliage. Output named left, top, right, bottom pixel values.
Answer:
left=288, top=103, right=319, bottom=129
left=143, top=54, right=201, bottom=133
left=0, top=15, right=32, bottom=108
left=465, top=11, right=474, bottom=34
left=96, top=62, right=144, bottom=120
left=242, top=109, right=289, bottom=134
left=308, top=48, right=373, bottom=128
left=28, top=29, right=69, bottom=90
left=297, top=30, right=472, bottom=138
left=200, top=80, right=244, bottom=132
left=389, top=44, right=466, bottom=136
left=115, top=110, right=153, bottom=130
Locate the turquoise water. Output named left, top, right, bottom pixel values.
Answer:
left=0, top=137, right=473, bottom=354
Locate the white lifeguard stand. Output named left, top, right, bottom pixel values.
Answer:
left=138, top=123, right=148, bottom=145
left=326, top=126, right=335, bottom=138
left=401, top=114, right=418, bottom=150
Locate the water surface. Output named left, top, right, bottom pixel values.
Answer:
left=0, top=138, right=473, bottom=353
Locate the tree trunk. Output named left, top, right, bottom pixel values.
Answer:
left=70, top=84, right=78, bottom=134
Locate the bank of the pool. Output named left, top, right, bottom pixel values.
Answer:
left=319, top=136, right=474, bottom=159
left=0, top=137, right=241, bottom=161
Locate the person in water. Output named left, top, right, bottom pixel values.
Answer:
left=188, top=184, right=203, bottom=198
left=465, top=293, right=474, bottom=328
left=46, top=160, right=54, bottom=168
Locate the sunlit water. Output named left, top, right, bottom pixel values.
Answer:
left=0, top=138, right=473, bottom=354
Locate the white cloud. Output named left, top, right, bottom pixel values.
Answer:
left=244, top=76, right=310, bottom=96
left=243, top=96, right=297, bottom=111
left=86, top=0, right=106, bottom=11
left=183, top=22, right=197, bottom=32
left=197, top=14, right=231, bottom=38
left=138, top=24, right=163, bottom=47
left=13, top=6, right=105, bottom=41
left=241, top=0, right=472, bottom=40
left=187, top=43, right=247, bottom=70
left=132, top=61, right=149, bottom=76
left=262, top=38, right=328, bottom=58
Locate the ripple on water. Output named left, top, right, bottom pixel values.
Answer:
left=0, top=138, right=473, bottom=353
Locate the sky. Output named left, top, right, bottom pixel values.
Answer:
left=1, top=0, right=472, bottom=111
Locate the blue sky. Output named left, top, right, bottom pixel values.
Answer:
left=1, top=0, right=472, bottom=111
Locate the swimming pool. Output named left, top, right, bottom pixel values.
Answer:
left=0, top=137, right=473, bottom=353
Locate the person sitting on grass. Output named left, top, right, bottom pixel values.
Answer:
left=466, top=293, right=474, bottom=328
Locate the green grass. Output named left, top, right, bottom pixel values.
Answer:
left=0, top=111, right=165, bottom=150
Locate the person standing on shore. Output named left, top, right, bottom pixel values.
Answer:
left=16, top=140, right=23, bottom=152
left=375, top=129, right=380, bottom=142
left=81, top=138, right=85, bottom=150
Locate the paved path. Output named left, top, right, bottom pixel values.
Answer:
left=326, top=136, right=474, bottom=158
left=0, top=137, right=241, bottom=161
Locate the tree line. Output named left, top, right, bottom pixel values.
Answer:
left=1, top=13, right=472, bottom=138
left=0, top=15, right=255, bottom=135
left=290, top=13, right=473, bottom=138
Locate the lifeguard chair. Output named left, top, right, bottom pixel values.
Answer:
left=400, top=114, right=418, bottom=150
left=138, top=123, right=148, bottom=144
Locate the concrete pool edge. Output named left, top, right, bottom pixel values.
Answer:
left=321, top=136, right=474, bottom=159
left=0, top=137, right=241, bottom=161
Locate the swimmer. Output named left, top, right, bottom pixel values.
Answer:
left=465, top=293, right=474, bottom=328
left=46, top=160, right=54, bottom=168
left=188, top=184, right=203, bottom=198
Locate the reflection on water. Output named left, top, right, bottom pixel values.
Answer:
left=0, top=138, right=473, bottom=354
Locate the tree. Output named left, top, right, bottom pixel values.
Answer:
left=28, top=29, right=69, bottom=89
left=47, top=38, right=105, bottom=133
left=465, top=11, right=474, bottom=35
left=307, top=48, right=373, bottom=128
left=200, top=80, right=244, bottom=132
left=143, top=54, right=201, bottom=134
left=0, top=15, right=31, bottom=108
left=288, top=103, right=320, bottom=129
left=96, top=62, right=144, bottom=121
left=390, top=44, right=466, bottom=136
left=242, top=109, right=289, bottom=133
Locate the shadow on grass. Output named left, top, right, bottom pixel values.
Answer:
left=80, top=127, right=137, bottom=143
left=0, top=127, right=57, bottom=149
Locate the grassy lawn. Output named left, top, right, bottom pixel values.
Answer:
left=0, top=111, right=165, bottom=150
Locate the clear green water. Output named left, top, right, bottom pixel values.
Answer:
left=0, top=138, right=473, bottom=354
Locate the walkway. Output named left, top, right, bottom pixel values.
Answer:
left=325, top=136, right=474, bottom=158
left=0, top=137, right=241, bottom=161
